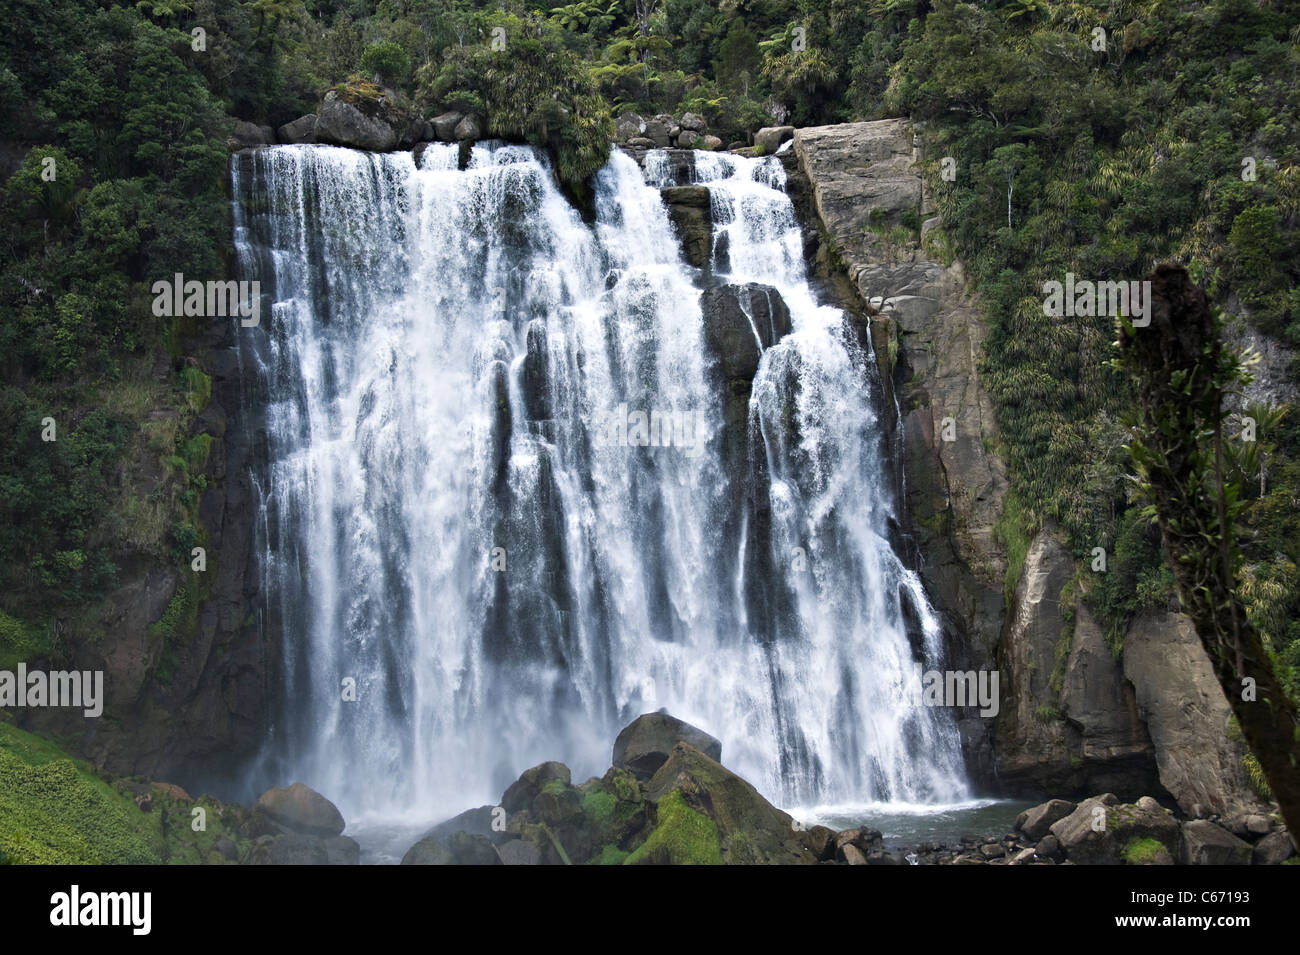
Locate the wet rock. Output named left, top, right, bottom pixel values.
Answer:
left=496, top=838, right=543, bottom=865
left=613, top=711, right=722, bottom=780
left=660, top=185, right=712, bottom=268
left=325, top=835, right=361, bottom=865
left=754, top=126, right=794, bottom=154
left=700, top=283, right=792, bottom=383
left=254, top=782, right=346, bottom=837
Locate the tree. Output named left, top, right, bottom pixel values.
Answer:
left=1116, top=264, right=1300, bottom=845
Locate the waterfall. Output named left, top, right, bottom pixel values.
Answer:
left=231, top=141, right=968, bottom=823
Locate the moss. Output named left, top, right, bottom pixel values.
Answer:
left=590, top=843, right=630, bottom=865
left=178, top=366, right=211, bottom=415
left=1243, top=751, right=1272, bottom=799
left=179, top=433, right=212, bottom=475
left=1122, top=837, right=1168, bottom=865
left=0, top=609, right=55, bottom=670
left=1050, top=571, right=1082, bottom=694
left=581, top=789, right=617, bottom=823
left=624, top=790, right=723, bottom=866
left=149, top=579, right=200, bottom=683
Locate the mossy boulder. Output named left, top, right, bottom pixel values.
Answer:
left=624, top=789, right=723, bottom=865
left=1049, top=794, right=1181, bottom=865
left=644, top=742, right=818, bottom=865
left=501, top=761, right=571, bottom=813
left=316, top=83, right=409, bottom=152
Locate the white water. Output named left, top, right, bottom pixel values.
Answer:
left=232, top=142, right=968, bottom=824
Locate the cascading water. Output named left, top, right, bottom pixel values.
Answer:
left=231, top=140, right=969, bottom=828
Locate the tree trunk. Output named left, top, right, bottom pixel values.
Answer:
left=1118, top=264, right=1300, bottom=847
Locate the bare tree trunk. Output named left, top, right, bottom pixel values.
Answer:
left=1118, top=264, right=1300, bottom=847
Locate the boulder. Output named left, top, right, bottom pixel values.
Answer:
left=1181, top=819, right=1252, bottom=865
left=400, top=837, right=454, bottom=865
left=640, top=741, right=816, bottom=864
left=804, top=825, right=837, bottom=861
left=1035, top=834, right=1062, bottom=861
left=252, top=833, right=329, bottom=865
left=254, top=782, right=346, bottom=837
left=1015, top=798, right=1076, bottom=841
left=838, top=843, right=868, bottom=865
left=699, top=135, right=723, bottom=151
left=500, top=761, right=571, bottom=813
left=615, top=112, right=646, bottom=141
left=613, top=711, right=722, bottom=780
left=430, top=110, right=464, bottom=142
left=277, top=114, right=317, bottom=145
left=1049, top=794, right=1180, bottom=865
left=496, top=838, right=543, bottom=865
left=626, top=136, right=657, bottom=150
left=675, top=129, right=699, bottom=148
left=315, top=88, right=400, bottom=151
left=1123, top=612, right=1267, bottom=818
left=754, top=125, right=795, bottom=154
left=679, top=112, right=707, bottom=132
left=700, top=283, right=792, bottom=382
left=1252, top=829, right=1296, bottom=865
left=418, top=804, right=508, bottom=846
left=230, top=120, right=271, bottom=149
left=324, top=835, right=361, bottom=865
left=643, top=119, right=673, bottom=148
left=453, top=114, right=483, bottom=142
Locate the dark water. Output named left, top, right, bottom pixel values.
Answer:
left=796, top=799, right=1037, bottom=849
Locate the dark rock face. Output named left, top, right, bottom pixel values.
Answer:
left=700, top=283, right=792, bottom=383
left=612, top=711, right=723, bottom=780
left=660, top=185, right=712, bottom=269
left=254, top=782, right=346, bottom=838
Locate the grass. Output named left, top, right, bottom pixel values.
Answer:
left=0, top=721, right=248, bottom=865
left=995, top=490, right=1036, bottom=605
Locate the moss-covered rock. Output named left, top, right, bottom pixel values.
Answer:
left=624, top=790, right=723, bottom=865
